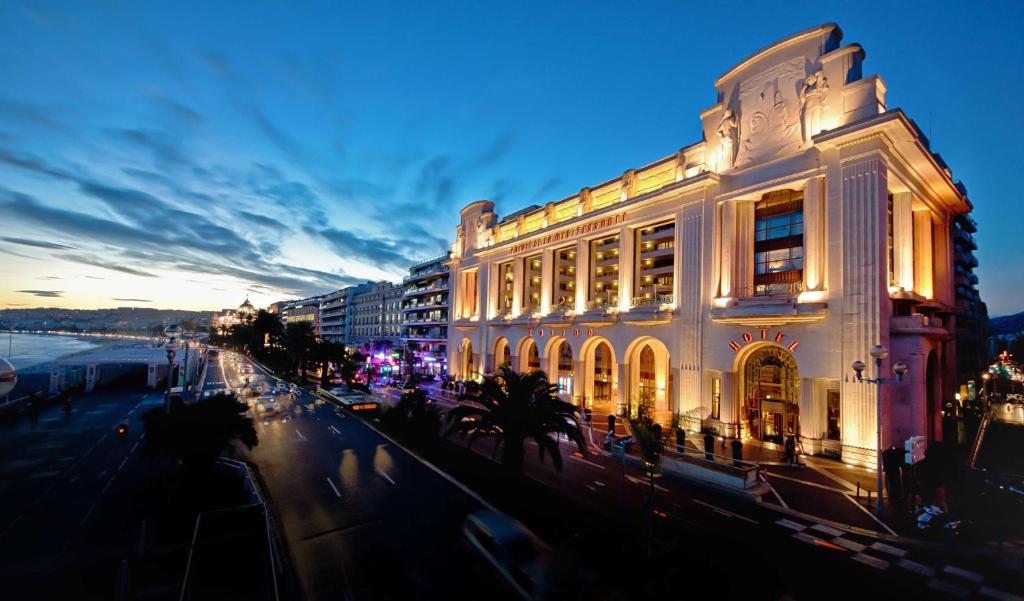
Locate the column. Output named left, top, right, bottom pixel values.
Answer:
left=617, top=362, right=629, bottom=415
left=719, top=201, right=735, bottom=297
left=734, top=201, right=755, bottom=297
left=932, top=215, right=952, bottom=304
left=618, top=225, right=634, bottom=312
left=573, top=359, right=586, bottom=408
left=913, top=210, right=934, bottom=299
left=677, top=205, right=704, bottom=420
left=720, top=371, right=736, bottom=437
left=799, top=378, right=824, bottom=442
left=512, top=258, right=524, bottom=317
left=476, top=263, right=488, bottom=320
left=892, top=191, right=914, bottom=291
left=540, top=248, right=554, bottom=315
left=803, top=176, right=825, bottom=291
left=575, top=240, right=589, bottom=311
left=839, top=156, right=890, bottom=467
left=486, top=262, right=500, bottom=319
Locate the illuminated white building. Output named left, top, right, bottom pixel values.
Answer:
left=213, top=298, right=257, bottom=332
left=447, top=24, right=971, bottom=467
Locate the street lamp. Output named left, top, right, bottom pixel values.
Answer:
left=851, top=344, right=909, bottom=517
left=981, top=371, right=991, bottom=405
left=163, top=324, right=181, bottom=414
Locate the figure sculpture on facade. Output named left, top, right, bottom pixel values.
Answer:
left=716, top=109, right=738, bottom=171
left=800, top=70, right=829, bottom=144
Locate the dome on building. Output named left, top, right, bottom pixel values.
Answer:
left=238, top=298, right=256, bottom=315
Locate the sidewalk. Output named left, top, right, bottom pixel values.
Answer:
left=583, top=409, right=899, bottom=534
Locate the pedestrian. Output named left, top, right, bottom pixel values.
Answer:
left=784, top=435, right=797, bottom=466
left=604, top=429, right=615, bottom=451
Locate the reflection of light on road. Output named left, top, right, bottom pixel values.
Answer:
left=373, top=443, right=394, bottom=479
left=339, top=448, right=359, bottom=489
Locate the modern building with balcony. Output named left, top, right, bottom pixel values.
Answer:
left=284, top=295, right=324, bottom=336
left=346, top=281, right=403, bottom=350
left=447, top=23, right=974, bottom=467
left=319, top=283, right=373, bottom=344
left=952, top=212, right=989, bottom=393
left=401, top=253, right=451, bottom=376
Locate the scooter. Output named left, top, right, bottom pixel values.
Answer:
left=915, top=504, right=963, bottom=539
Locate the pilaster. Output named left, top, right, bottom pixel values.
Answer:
left=618, top=225, right=634, bottom=312
left=913, top=210, right=934, bottom=299
left=803, top=176, right=825, bottom=291
left=892, top=191, right=914, bottom=290
left=575, top=240, right=589, bottom=311
left=719, top=201, right=735, bottom=297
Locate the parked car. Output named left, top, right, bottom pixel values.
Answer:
left=462, top=510, right=550, bottom=600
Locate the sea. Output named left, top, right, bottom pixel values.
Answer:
left=0, top=333, right=105, bottom=372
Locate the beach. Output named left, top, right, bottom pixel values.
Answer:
left=1, top=333, right=107, bottom=400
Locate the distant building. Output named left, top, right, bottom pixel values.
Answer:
left=284, top=295, right=324, bottom=335
left=952, top=212, right=988, bottom=392
left=401, top=253, right=450, bottom=375
left=320, top=283, right=373, bottom=344
left=346, top=281, right=403, bottom=349
left=213, top=298, right=257, bottom=332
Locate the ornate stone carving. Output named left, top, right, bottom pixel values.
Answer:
left=716, top=109, right=738, bottom=171
left=735, top=58, right=805, bottom=167
left=799, top=70, right=829, bottom=143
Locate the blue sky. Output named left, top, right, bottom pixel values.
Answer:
left=1, top=1, right=1021, bottom=314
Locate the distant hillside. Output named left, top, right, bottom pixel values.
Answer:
left=991, top=310, right=1024, bottom=336
left=0, top=307, right=212, bottom=335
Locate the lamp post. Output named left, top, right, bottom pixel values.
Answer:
left=981, top=371, right=991, bottom=407
left=163, top=324, right=181, bottom=414
left=851, top=344, right=909, bottom=517
left=181, top=333, right=192, bottom=397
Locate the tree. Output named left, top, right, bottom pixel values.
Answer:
left=141, top=393, right=257, bottom=474
left=315, top=340, right=349, bottom=387
left=284, top=322, right=317, bottom=381
left=630, top=419, right=663, bottom=556
left=403, top=341, right=421, bottom=378
left=252, top=309, right=284, bottom=350
left=445, top=366, right=586, bottom=479
left=383, top=388, right=442, bottom=448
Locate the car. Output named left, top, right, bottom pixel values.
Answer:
left=462, top=510, right=550, bottom=600
left=254, top=394, right=281, bottom=413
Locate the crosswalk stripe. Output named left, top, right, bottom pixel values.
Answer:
left=943, top=565, right=984, bottom=583
left=775, top=518, right=807, bottom=531
left=852, top=553, right=889, bottom=570
left=831, top=537, right=865, bottom=553
left=897, top=558, right=935, bottom=577
left=928, top=578, right=969, bottom=600
left=869, top=541, right=908, bottom=558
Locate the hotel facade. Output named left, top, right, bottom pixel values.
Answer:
left=446, top=24, right=973, bottom=467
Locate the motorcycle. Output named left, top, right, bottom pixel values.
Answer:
left=914, top=504, right=964, bottom=539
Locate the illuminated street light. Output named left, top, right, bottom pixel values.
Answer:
left=850, top=344, right=910, bottom=517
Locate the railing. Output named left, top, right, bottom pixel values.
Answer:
left=631, top=294, right=673, bottom=308
left=403, top=283, right=449, bottom=296
left=734, top=281, right=804, bottom=299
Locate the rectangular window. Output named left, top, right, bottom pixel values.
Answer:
left=524, top=254, right=542, bottom=312
left=498, top=261, right=514, bottom=315
left=589, top=234, right=619, bottom=308
left=826, top=390, right=841, bottom=441
left=634, top=220, right=675, bottom=307
left=711, top=376, right=721, bottom=420
left=552, top=245, right=577, bottom=311
left=753, top=190, right=804, bottom=296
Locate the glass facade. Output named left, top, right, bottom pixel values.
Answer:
left=754, top=190, right=804, bottom=296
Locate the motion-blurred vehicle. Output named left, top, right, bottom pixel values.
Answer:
left=462, top=510, right=550, bottom=600
left=254, top=394, right=281, bottom=414
left=115, top=422, right=129, bottom=439
left=315, top=386, right=380, bottom=413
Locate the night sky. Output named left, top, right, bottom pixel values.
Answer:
left=1, top=1, right=1020, bottom=314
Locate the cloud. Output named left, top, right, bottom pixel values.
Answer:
left=55, top=253, right=158, bottom=278
left=307, top=226, right=413, bottom=271
left=1, top=236, right=75, bottom=250
left=15, top=290, right=63, bottom=298
left=236, top=210, right=289, bottom=232
left=35, top=276, right=62, bottom=280
left=111, top=298, right=152, bottom=303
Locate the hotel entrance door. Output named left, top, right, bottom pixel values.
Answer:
left=742, top=346, right=799, bottom=444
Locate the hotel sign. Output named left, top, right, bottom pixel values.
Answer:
left=510, top=213, right=627, bottom=254
left=728, top=328, right=800, bottom=353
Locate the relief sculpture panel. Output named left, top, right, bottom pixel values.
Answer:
left=734, top=58, right=807, bottom=168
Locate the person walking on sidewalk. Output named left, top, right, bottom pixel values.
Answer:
left=784, top=435, right=798, bottom=466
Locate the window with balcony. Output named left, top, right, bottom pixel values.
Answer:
left=524, top=254, right=542, bottom=313
left=754, top=190, right=803, bottom=296
left=552, top=245, right=576, bottom=311
left=634, top=220, right=674, bottom=306
left=498, top=260, right=514, bottom=315
left=589, top=234, right=619, bottom=308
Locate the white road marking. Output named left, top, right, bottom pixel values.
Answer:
left=624, top=474, right=668, bottom=492
left=852, top=553, right=890, bottom=570
left=810, top=523, right=844, bottom=537
left=79, top=501, right=98, bottom=527
left=942, top=565, right=983, bottom=583
left=101, top=477, right=114, bottom=495
left=570, top=455, right=606, bottom=470
left=979, top=586, right=1024, bottom=601
left=869, top=541, right=907, bottom=558
left=326, top=477, right=341, bottom=498
left=928, top=578, right=969, bottom=599
left=117, top=457, right=129, bottom=472
left=898, top=559, right=936, bottom=577
left=775, top=518, right=807, bottom=531
left=842, top=492, right=898, bottom=535
left=692, top=499, right=760, bottom=525
left=792, top=532, right=821, bottom=545
left=328, top=425, right=341, bottom=435
left=831, top=536, right=865, bottom=553
left=592, top=480, right=606, bottom=487
left=376, top=469, right=396, bottom=485
left=295, top=428, right=307, bottom=441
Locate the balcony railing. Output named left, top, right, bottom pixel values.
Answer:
left=631, top=294, right=673, bottom=308
left=735, top=281, right=804, bottom=299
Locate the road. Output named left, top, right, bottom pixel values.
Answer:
left=0, top=387, right=163, bottom=600
left=210, top=354, right=513, bottom=601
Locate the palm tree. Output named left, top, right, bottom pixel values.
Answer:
left=284, top=321, right=317, bottom=381
left=384, top=388, right=442, bottom=448
left=252, top=309, right=283, bottom=350
left=445, top=366, right=586, bottom=479
left=630, top=419, right=663, bottom=556
left=141, top=393, right=257, bottom=475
